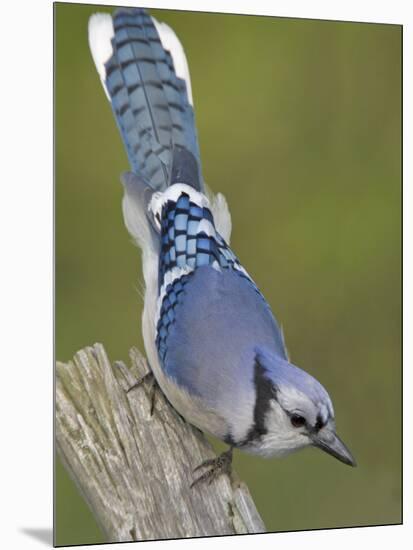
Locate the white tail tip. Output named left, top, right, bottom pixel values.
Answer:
left=88, top=13, right=115, bottom=101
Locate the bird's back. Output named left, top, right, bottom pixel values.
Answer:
left=151, top=183, right=288, bottom=442
left=162, top=265, right=286, bottom=393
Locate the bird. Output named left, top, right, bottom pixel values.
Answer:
left=88, top=6, right=356, bottom=486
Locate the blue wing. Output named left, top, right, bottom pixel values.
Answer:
left=155, top=187, right=288, bottom=400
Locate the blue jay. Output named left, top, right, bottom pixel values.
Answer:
left=88, top=7, right=356, bottom=486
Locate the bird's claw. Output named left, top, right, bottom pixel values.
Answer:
left=126, top=371, right=153, bottom=393
left=190, top=447, right=233, bottom=488
left=126, top=371, right=157, bottom=416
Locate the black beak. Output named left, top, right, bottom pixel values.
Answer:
left=311, top=428, right=356, bottom=467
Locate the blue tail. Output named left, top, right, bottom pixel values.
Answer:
left=101, top=8, right=203, bottom=191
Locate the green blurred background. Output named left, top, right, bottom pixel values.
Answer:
left=55, top=2, right=401, bottom=546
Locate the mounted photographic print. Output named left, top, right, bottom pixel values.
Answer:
left=55, top=2, right=402, bottom=546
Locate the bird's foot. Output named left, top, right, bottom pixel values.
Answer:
left=190, top=447, right=233, bottom=488
left=126, top=370, right=153, bottom=393
left=126, top=371, right=157, bottom=415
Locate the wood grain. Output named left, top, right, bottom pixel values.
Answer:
left=56, top=343, right=265, bottom=542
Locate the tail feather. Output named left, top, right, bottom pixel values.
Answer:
left=88, top=7, right=203, bottom=191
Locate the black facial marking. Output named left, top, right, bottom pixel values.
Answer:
left=314, top=414, right=325, bottom=432
left=243, top=358, right=275, bottom=444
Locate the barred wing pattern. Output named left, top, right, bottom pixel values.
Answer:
left=155, top=188, right=265, bottom=363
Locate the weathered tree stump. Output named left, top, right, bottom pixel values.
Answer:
left=56, top=343, right=265, bottom=542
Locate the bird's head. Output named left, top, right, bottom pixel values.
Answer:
left=244, top=347, right=356, bottom=467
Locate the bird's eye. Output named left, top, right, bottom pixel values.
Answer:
left=290, top=414, right=306, bottom=428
